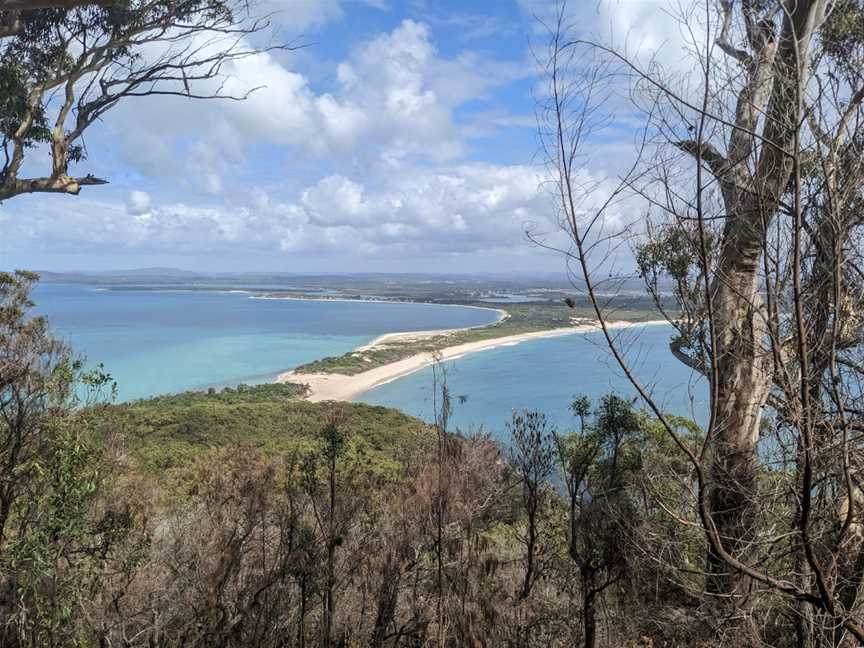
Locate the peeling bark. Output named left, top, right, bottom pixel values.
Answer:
left=703, top=0, right=828, bottom=607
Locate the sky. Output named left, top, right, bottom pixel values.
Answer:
left=0, top=0, right=692, bottom=274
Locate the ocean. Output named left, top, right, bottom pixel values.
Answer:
left=32, top=283, right=500, bottom=402
left=357, top=324, right=708, bottom=440
left=30, top=284, right=706, bottom=435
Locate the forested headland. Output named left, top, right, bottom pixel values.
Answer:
left=4, top=0, right=864, bottom=646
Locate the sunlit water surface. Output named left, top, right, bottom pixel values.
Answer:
left=33, top=283, right=500, bottom=402
left=32, top=285, right=705, bottom=435
left=358, top=324, right=708, bottom=442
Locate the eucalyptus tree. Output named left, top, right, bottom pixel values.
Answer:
left=0, top=0, right=288, bottom=200
left=539, top=0, right=864, bottom=642
left=0, top=0, right=118, bottom=37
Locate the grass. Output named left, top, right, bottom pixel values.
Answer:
left=293, top=301, right=660, bottom=376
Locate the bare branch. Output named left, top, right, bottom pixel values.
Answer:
left=0, top=1, right=298, bottom=202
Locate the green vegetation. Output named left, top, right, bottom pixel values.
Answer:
left=294, top=301, right=660, bottom=375
left=137, top=381, right=310, bottom=406
left=1, top=271, right=828, bottom=647
left=4, top=0, right=864, bottom=640
left=113, top=383, right=433, bottom=484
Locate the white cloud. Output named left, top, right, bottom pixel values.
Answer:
left=15, top=9, right=566, bottom=271
left=218, top=19, right=472, bottom=160
left=257, top=0, right=343, bottom=32
left=126, top=190, right=152, bottom=215
left=2, top=163, right=563, bottom=259
left=301, top=175, right=371, bottom=226
left=258, top=0, right=390, bottom=31
left=518, top=0, right=707, bottom=75
left=97, top=17, right=528, bottom=188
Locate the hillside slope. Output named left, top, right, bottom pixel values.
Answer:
left=111, top=383, right=433, bottom=482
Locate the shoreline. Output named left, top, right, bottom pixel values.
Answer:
left=250, top=293, right=509, bottom=316
left=91, top=286, right=513, bottom=322
left=255, top=294, right=507, bottom=353
left=356, top=309, right=509, bottom=351
left=277, top=319, right=669, bottom=403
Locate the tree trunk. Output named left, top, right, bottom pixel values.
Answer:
left=582, top=568, right=597, bottom=648
left=705, top=0, right=826, bottom=612
left=323, top=450, right=337, bottom=648
left=789, top=514, right=816, bottom=648
left=370, top=557, right=401, bottom=648
left=0, top=492, right=12, bottom=550
left=705, top=260, right=770, bottom=603
left=521, top=499, right=537, bottom=600
left=298, top=578, right=308, bottom=648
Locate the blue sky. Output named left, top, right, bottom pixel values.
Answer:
left=0, top=0, right=683, bottom=274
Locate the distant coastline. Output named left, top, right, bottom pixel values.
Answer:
left=278, top=319, right=669, bottom=402
left=90, top=286, right=522, bottom=314
left=251, top=293, right=510, bottom=315
left=42, top=280, right=667, bottom=403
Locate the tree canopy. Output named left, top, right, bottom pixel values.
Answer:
left=0, top=0, right=287, bottom=200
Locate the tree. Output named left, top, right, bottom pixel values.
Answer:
left=0, top=270, right=96, bottom=547
left=431, top=356, right=450, bottom=648
left=0, top=0, right=290, bottom=200
left=507, top=409, right=554, bottom=601
left=539, top=0, right=864, bottom=642
left=0, top=270, right=127, bottom=647
left=2, top=413, right=127, bottom=648
left=0, top=1, right=119, bottom=37
left=302, top=409, right=358, bottom=648
left=552, top=395, right=644, bottom=648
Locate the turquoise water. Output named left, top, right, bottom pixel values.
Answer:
left=32, top=284, right=500, bottom=402
left=357, top=324, right=708, bottom=441
left=30, top=285, right=705, bottom=435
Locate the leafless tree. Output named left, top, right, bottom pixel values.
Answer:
left=301, top=409, right=356, bottom=648
left=431, top=355, right=450, bottom=648
left=537, top=0, right=864, bottom=643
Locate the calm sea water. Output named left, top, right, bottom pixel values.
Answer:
left=30, top=285, right=705, bottom=433
left=32, top=284, right=500, bottom=402
left=357, top=324, right=708, bottom=441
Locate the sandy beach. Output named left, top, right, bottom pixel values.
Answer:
left=278, top=320, right=669, bottom=402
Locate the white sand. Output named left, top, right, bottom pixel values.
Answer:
left=277, top=320, right=669, bottom=403
left=355, top=309, right=508, bottom=351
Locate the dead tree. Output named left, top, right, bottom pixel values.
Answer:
left=302, top=409, right=354, bottom=648
left=431, top=356, right=450, bottom=648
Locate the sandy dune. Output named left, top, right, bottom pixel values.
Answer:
left=278, top=320, right=668, bottom=403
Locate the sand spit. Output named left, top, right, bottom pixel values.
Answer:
left=278, top=320, right=668, bottom=402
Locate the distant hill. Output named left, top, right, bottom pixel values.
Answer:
left=92, top=267, right=202, bottom=278
left=36, top=268, right=210, bottom=284
left=30, top=268, right=674, bottom=303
